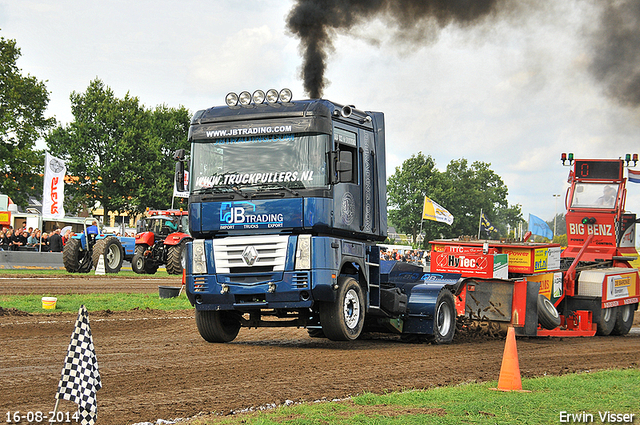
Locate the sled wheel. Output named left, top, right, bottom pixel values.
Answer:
left=195, top=310, right=241, bottom=343
left=430, top=290, right=457, bottom=344
left=319, top=276, right=364, bottom=341
left=537, top=294, right=561, bottom=330
left=166, top=240, right=187, bottom=275
left=596, top=306, right=617, bottom=336
left=131, top=252, right=146, bottom=274
left=63, top=239, right=86, bottom=273
left=611, top=304, right=635, bottom=336
left=92, top=236, right=123, bottom=273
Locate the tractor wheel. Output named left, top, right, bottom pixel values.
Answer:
left=135, top=244, right=146, bottom=255
left=319, top=276, right=364, bottom=341
left=429, top=290, right=457, bottom=344
left=62, top=239, right=90, bottom=273
left=537, top=294, right=561, bottom=330
left=596, top=306, right=617, bottom=336
left=166, top=240, right=187, bottom=275
left=144, top=259, right=159, bottom=274
left=195, top=310, right=241, bottom=343
left=92, top=236, right=123, bottom=273
left=611, top=304, right=635, bottom=336
left=131, top=252, right=147, bottom=274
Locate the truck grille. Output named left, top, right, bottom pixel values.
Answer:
left=213, top=235, right=289, bottom=273
left=292, top=272, right=310, bottom=288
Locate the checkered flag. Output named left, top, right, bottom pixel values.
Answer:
left=56, top=305, right=101, bottom=425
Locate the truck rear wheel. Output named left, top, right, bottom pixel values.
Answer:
left=92, top=236, right=123, bottom=273
left=195, top=310, right=241, bottom=342
left=611, top=304, right=635, bottom=335
left=63, top=239, right=91, bottom=273
left=537, top=294, right=561, bottom=330
left=430, top=290, right=456, bottom=344
left=319, top=277, right=364, bottom=341
left=596, top=306, right=616, bottom=336
left=166, top=241, right=187, bottom=275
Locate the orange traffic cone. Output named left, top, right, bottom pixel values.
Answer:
left=491, top=326, right=530, bottom=392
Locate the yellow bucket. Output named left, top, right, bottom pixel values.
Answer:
left=42, top=297, right=57, bottom=310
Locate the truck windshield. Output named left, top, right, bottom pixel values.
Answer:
left=570, top=182, right=619, bottom=209
left=191, top=133, right=329, bottom=192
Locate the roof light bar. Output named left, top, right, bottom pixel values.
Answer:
left=225, top=89, right=293, bottom=106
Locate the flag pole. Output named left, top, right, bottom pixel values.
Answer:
left=477, top=208, right=483, bottom=239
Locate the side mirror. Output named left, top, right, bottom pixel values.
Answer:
left=331, top=150, right=353, bottom=183
left=337, top=150, right=353, bottom=182
left=175, top=161, right=185, bottom=193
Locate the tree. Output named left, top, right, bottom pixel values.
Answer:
left=387, top=155, right=522, bottom=246
left=0, top=34, right=55, bottom=207
left=46, top=79, right=190, bottom=219
left=387, top=153, right=441, bottom=244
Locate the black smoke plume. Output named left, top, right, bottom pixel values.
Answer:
left=589, top=0, right=640, bottom=108
left=286, top=0, right=507, bottom=99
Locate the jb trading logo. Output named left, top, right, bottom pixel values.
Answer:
left=220, top=201, right=284, bottom=229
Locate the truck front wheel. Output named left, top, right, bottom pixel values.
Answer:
left=611, top=304, right=635, bottom=335
left=430, top=290, right=456, bottom=344
left=195, top=310, right=241, bottom=343
left=319, top=277, right=364, bottom=341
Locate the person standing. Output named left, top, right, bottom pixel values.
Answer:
left=49, top=228, right=64, bottom=252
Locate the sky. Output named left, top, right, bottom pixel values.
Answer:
left=2, top=0, right=640, bottom=243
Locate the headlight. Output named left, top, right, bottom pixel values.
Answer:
left=192, top=239, right=207, bottom=274
left=225, top=92, right=239, bottom=107
left=252, top=90, right=265, bottom=104
left=295, top=234, right=311, bottom=270
left=279, top=88, right=292, bottom=103
left=266, top=89, right=279, bottom=103
left=239, top=91, right=252, bottom=106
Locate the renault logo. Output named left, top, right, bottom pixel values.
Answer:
left=242, top=245, right=258, bottom=266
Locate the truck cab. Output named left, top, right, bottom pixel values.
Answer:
left=177, top=90, right=392, bottom=342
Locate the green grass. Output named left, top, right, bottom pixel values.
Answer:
left=185, top=369, right=640, bottom=424
left=0, top=268, right=170, bottom=277
left=0, top=292, right=192, bottom=313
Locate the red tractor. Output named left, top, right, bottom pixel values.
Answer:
left=132, top=209, right=191, bottom=275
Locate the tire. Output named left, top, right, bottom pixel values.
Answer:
left=166, top=241, right=186, bottom=275
left=131, top=252, right=146, bottom=274
left=92, top=236, right=123, bottom=273
left=62, top=238, right=91, bottom=273
left=144, top=259, right=159, bottom=274
left=307, top=328, right=326, bottom=338
left=195, top=310, right=241, bottom=342
left=135, top=244, right=146, bottom=255
left=537, top=294, right=561, bottom=330
left=596, top=306, right=617, bottom=336
left=611, top=304, right=635, bottom=336
left=430, top=290, right=457, bottom=344
left=319, top=276, right=364, bottom=341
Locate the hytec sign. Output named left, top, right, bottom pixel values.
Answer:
left=430, top=251, right=508, bottom=279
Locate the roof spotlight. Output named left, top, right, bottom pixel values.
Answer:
left=239, top=91, right=252, bottom=106
left=225, top=92, right=239, bottom=107
left=279, top=88, right=292, bottom=103
left=266, top=89, right=279, bottom=104
left=252, top=90, right=266, bottom=104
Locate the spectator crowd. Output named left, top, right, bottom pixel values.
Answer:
left=0, top=224, right=67, bottom=252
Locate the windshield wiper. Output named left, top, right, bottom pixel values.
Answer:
left=193, top=186, right=248, bottom=198
left=255, top=183, right=299, bottom=197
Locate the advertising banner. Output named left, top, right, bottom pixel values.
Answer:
left=42, top=153, right=66, bottom=220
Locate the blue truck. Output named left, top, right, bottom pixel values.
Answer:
left=174, top=89, right=462, bottom=343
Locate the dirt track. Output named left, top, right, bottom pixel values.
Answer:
left=1, top=275, right=639, bottom=425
